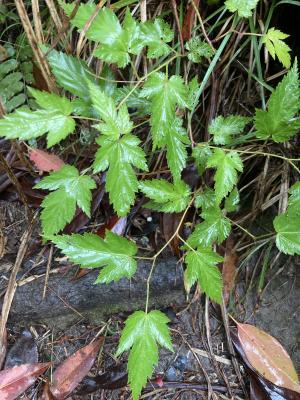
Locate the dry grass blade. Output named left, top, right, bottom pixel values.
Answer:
left=14, top=0, right=58, bottom=93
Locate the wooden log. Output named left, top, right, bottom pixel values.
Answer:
left=7, top=256, right=185, bottom=327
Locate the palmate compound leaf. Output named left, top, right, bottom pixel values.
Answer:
left=254, top=61, right=300, bottom=142
left=116, top=310, right=173, bottom=400
left=209, top=115, right=251, bottom=145
left=206, top=148, right=243, bottom=204
left=35, top=165, right=96, bottom=236
left=263, top=28, right=291, bottom=69
left=185, top=247, right=223, bottom=303
left=140, top=73, right=190, bottom=180
left=60, top=3, right=142, bottom=67
left=138, top=179, right=191, bottom=212
left=89, top=83, right=148, bottom=216
left=225, top=0, right=259, bottom=17
left=51, top=230, right=137, bottom=283
left=187, top=207, right=231, bottom=248
left=0, top=88, right=75, bottom=147
left=140, top=72, right=189, bottom=148
left=140, top=18, right=173, bottom=58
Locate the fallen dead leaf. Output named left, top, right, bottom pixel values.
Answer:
left=0, top=362, right=50, bottom=400
left=182, top=0, right=200, bottom=41
left=29, top=148, right=64, bottom=172
left=49, top=338, right=104, bottom=399
left=237, top=323, right=300, bottom=393
left=222, top=237, right=238, bottom=304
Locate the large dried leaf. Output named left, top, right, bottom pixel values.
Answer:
left=231, top=330, right=300, bottom=400
left=49, top=338, right=104, bottom=399
left=29, top=148, right=64, bottom=172
left=0, top=362, right=50, bottom=400
left=237, top=323, right=300, bottom=393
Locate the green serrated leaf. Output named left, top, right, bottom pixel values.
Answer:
left=207, top=148, right=243, bottom=204
left=254, top=61, right=300, bottom=142
left=165, top=118, right=190, bottom=182
left=140, top=18, right=173, bottom=58
left=90, top=84, right=147, bottom=215
left=139, top=179, right=191, bottom=212
left=186, top=36, right=214, bottom=63
left=224, top=187, right=240, bottom=212
left=140, top=72, right=189, bottom=148
left=51, top=230, right=137, bottom=283
left=40, top=188, right=76, bottom=237
left=0, top=107, right=75, bottom=147
left=35, top=165, right=96, bottom=235
left=192, top=144, right=212, bottom=175
left=225, top=0, right=259, bottom=17
left=209, top=115, right=251, bottom=145
left=185, top=247, right=223, bottom=303
left=194, top=187, right=216, bottom=210
left=263, top=28, right=291, bottom=69
left=116, top=310, right=173, bottom=400
left=94, top=134, right=148, bottom=216
left=46, top=48, right=100, bottom=109
left=288, top=182, right=300, bottom=207
left=187, top=76, right=199, bottom=110
left=187, top=207, right=231, bottom=247
left=274, top=207, right=300, bottom=255
left=114, top=86, right=151, bottom=116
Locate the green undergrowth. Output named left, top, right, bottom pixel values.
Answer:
left=0, top=1, right=300, bottom=398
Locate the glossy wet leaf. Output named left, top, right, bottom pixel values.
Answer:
left=51, top=231, right=137, bottom=283
left=263, top=28, right=291, bottom=69
left=0, top=106, right=75, bottom=148
left=139, top=179, right=191, bottom=213
left=140, top=72, right=189, bottom=149
left=255, top=61, right=300, bottom=142
left=116, top=310, right=173, bottom=400
left=47, top=48, right=97, bottom=101
left=49, top=338, right=104, bottom=399
left=237, top=323, right=300, bottom=393
left=274, top=206, right=300, bottom=255
left=0, top=362, right=50, bottom=400
left=35, top=165, right=96, bottom=236
left=140, top=18, right=173, bottom=58
left=185, top=247, right=223, bottom=303
left=209, top=115, right=250, bottom=145
left=187, top=207, right=231, bottom=247
left=29, top=148, right=64, bottom=172
left=225, top=0, right=259, bottom=17
left=207, top=148, right=243, bottom=204
left=90, top=83, right=148, bottom=216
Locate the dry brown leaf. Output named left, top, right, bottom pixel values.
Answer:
left=0, top=362, right=50, bottom=400
left=49, top=338, right=104, bottom=399
left=29, top=148, right=64, bottom=172
left=237, top=323, right=300, bottom=393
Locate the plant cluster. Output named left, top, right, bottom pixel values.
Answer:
left=0, top=1, right=299, bottom=398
